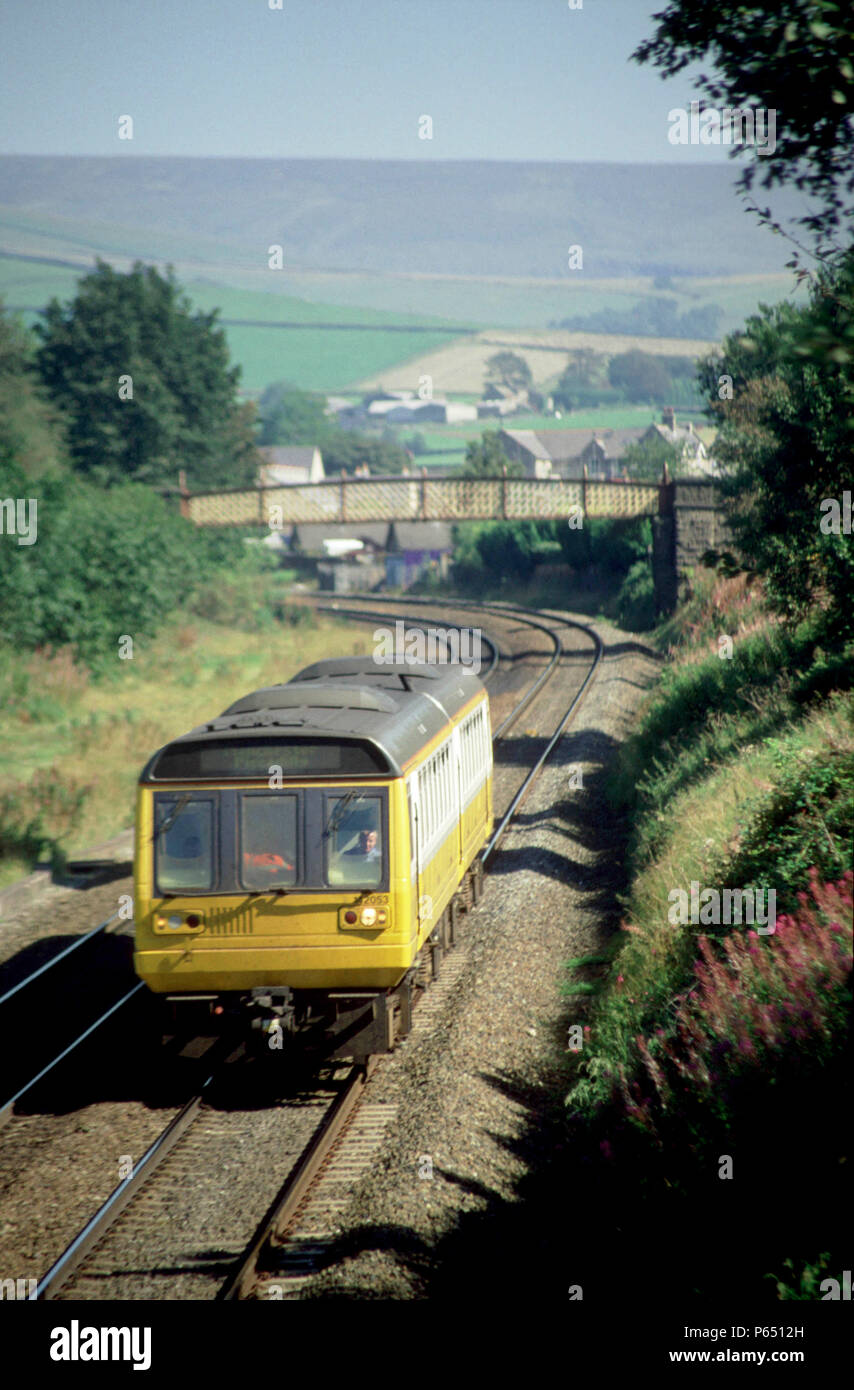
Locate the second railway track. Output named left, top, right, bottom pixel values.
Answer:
left=4, top=598, right=603, bottom=1301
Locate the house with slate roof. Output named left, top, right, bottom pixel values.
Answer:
left=500, top=410, right=708, bottom=479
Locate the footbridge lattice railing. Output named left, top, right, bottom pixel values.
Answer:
left=178, top=473, right=665, bottom=528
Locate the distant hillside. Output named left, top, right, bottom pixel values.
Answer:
left=0, top=155, right=808, bottom=281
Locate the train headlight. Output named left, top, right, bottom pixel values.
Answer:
left=154, top=912, right=204, bottom=933
left=360, top=906, right=378, bottom=927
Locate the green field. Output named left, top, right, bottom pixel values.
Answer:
left=0, top=235, right=803, bottom=397
left=222, top=323, right=460, bottom=393
left=251, top=269, right=806, bottom=336
left=0, top=256, right=466, bottom=393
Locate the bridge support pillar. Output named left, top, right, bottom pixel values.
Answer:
left=654, top=477, right=735, bottom=612
left=652, top=513, right=677, bottom=614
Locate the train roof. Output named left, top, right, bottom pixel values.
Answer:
left=139, top=658, right=486, bottom=782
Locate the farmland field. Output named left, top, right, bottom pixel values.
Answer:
left=263, top=268, right=804, bottom=335
left=220, top=322, right=460, bottom=393
left=0, top=233, right=797, bottom=396
left=0, top=254, right=465, bottom=393
left=354, top=327, right=721, bottom=395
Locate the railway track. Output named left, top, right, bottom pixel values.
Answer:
left=219, top=598, right=602, bottom=1301
left=8, top=598, right=603, bottom=1301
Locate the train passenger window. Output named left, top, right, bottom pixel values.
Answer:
left=326, top=794, right=383, bottom=888
left=447, top=750, right=456, bottom=822
left=239, top=794, right=298, bottom=890
left=155, top=797, right=214, bottom=892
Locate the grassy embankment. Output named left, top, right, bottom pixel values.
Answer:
left=564, top=572, right=853, bottom=1300
left=0, top=576, right=373, bottom=889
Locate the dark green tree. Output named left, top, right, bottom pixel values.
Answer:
left=0, top=300, right=68, bottom=481
left=321, top=430, right=409, bottom=476
left=697, top=248, right=854, bottom=627
left=608, top=350, right=672, bottom=403
left=256, top=381, right=409, bottom=475
left=0, top=453, right=235, bottom=664
left=484, top=351, right=533, bottom=396
left=461, top=430, right=523, bottom=478
left=621, top=432, right=683, bottom=481
left=257, top=382, right=329, bottom=446
left=34, top=261, right=259, bottom=489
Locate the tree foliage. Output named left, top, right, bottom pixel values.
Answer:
left=0, top=301, right=68, bottom=481
left=608, top=349, right=672, bottom=403
left=460, top=429, right=523, bottom=478
left=484, top=350, right=533, bottom=395
left=633, top=0, right=854, bottom=247
left=0, top=454, right=242, bottom=664
left=34, top=261, right=259, bottom=490
left=622, top=432, right=683, bottom=481
left=257, top=382, right=329, bottom=446
left=256, top=381, right=409, bottom=474
left=553, top=295, right=724, bottom=340
left=697, top=248, right=854, bottom=628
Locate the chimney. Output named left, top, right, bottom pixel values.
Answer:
left=662, top=406, right=676, bottom=431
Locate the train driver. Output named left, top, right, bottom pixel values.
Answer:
left=345, top=828, right=381, bottom=861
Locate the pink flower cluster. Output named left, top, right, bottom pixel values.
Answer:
left=622, top=871, right=852, bottom=1134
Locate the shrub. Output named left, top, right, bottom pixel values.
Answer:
left=615, top=558, right=656, bottom=630
left=0, top=461, right=229, bottom=665
left=0, top=770, right=91, bottom=868
left=624, top=872, right=852, bottom=1139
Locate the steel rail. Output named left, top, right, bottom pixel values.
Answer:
left=0, top=912, right=122, bottom=1010
left=315, top=603, right=501, bottom=681
left=218, top=597, right=600, bottom=1300
left=313, top=596, right=560, bottom=739
left=31, top=1070, right=220, bottom=1300
left=481, top=617, right=602, bottom=866
left=218, top=1062, right=368, bottom=1301
left=25, top=598, right=602, bottom=1301
left=0, top=981, right=145, bottom=1127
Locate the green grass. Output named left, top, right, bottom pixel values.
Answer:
left=0, top=580, right=375, bottom=887
left=0, top=256, right=466, bottom=393
left=222, top=323, right=460, bottom=393
left=566, top=574, right=854, bottom=1119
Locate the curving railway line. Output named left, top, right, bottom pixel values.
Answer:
left=0, top=599, right=603, bottom=1301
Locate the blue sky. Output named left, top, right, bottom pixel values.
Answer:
left=1, top=0, right=731, bottom=163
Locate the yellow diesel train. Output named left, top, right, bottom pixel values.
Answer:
left=133, top=657, right=492, bottom=1058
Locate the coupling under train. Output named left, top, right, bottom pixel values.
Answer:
left=133, top=656, right=493, bottom=1059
